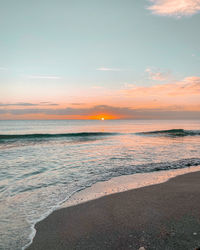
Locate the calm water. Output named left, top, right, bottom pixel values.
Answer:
left=0, top=120, right=200, bottom=249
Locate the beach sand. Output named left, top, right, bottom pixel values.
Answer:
left=28, top=171, right=200, bottom=250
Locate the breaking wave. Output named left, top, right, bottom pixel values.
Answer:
left=137, top=129, right=200, bottom=137
left=0, top=132, right=118, bottom=141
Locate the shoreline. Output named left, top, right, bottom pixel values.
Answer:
left=61, top=165, right=200, bottom=209
left=27, top=167, right=200, bottom=250
left=23, top=165, right=200, bottom=249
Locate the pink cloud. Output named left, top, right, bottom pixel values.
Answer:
left=123, top=76, right=200, bottom=96
left=145, top=68, right=170, bottom=81
left=147, top=0, right=200, bottom=17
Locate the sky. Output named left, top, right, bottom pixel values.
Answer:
left=0, top=0, right=200, bottom=120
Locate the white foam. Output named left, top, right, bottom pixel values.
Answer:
left=61, top=165, right=200, bottom=209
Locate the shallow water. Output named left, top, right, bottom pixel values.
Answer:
left=0, top=119, right=200, bottom=249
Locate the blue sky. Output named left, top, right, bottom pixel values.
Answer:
left=0, top=0, right=200, bottom=119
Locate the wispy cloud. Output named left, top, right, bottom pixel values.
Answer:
left=145, top=68, right=170, bottom=81
left=27, top=75, right=62, bottom=80
left=147, top=0, right=200, bottom=17
left=70, top=103, right=86, bottom=106
left=91, top=86, right=104, bottom=89
left=0, top=102, right=58, bottom=107
left=96, top=67, right=123, bottom=72
left=39, top=102, right=58, bottom=106
left=123, top=76, right=200, bottom=96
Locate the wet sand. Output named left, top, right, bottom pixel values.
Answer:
left=28, top=171, right=200, bottom=250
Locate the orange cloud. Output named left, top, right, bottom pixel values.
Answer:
left=147, top=0, right=200, bottom=17
left=1, top=76, right=199, bottom=120
left=1, top=106, right=200, bottom=120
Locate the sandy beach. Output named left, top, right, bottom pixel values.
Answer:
left=27, top=171, right=200, bottom=250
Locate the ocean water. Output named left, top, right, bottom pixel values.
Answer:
left=0, top=119, right=200, bottom=250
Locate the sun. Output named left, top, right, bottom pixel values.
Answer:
left=88, top=114, right=118, bottom=120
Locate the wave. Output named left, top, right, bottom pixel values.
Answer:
left=108, top=158, right=200, bottom=177
left=1, top=129, right=199, bottom=142
left=0, top=132, right=117, bottom=141
left=136, top=129, right=200, bottom=137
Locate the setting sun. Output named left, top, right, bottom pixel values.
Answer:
left=88, top=114, right=119, bottom=120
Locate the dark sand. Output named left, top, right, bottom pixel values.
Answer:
left=28, top=171, right=200, bottom=250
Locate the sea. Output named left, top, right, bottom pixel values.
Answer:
left=0, top=119, right=200, bottom=250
